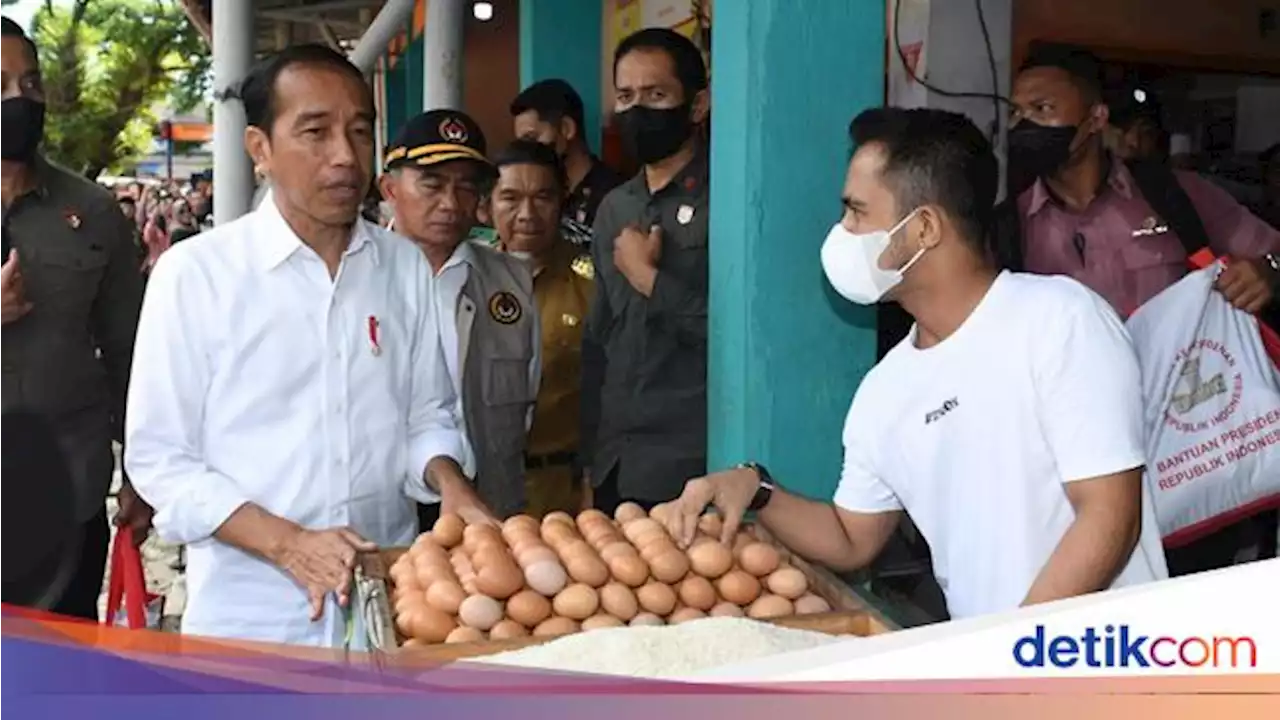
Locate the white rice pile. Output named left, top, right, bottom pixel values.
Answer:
left=474, top=617, right=842, bottom=679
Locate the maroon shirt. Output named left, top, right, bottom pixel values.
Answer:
left=1019, top=162, right=1280, bottom=316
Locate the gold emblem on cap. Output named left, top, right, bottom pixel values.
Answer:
left=488, top=291, right=522, bottom=325
left=440, top=117, right=469, bottom=143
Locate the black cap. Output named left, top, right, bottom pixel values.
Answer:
left=1107, top=86, right=1163, bottom=130
left=384, top=109, right=494, bottom=173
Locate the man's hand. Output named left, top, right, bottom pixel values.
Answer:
left=1, top=250, right=33, bottom=324
left=1216, top=258, right=1276, bottom=314
left=613, top=225, right=662, bottom=296
left=270, top=526, right=376, bottom=621
left=442, top=490, right=499, bottom=528
left=114, top=480, right=155, bottom=548
left=430, top=456, right=499, bottom=527
left=663, top=466, right=760, bottom=549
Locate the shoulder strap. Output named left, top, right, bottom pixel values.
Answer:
left=1125, top=159, right=1211, bottom=256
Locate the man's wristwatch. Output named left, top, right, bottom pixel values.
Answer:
left=738, top=462, right=776, bottom=512
left=1259, top=254, right=1280, bottom=298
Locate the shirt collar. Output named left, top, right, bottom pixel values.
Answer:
left=1024, top=156, right=1133, bottom=216
left=254, top=189, right=379, bottom=271
left=437, top=238, right=476, bottom=275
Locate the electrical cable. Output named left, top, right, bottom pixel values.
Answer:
left=892, top=0, right=1010, bottom=139
left=974, top=0, right=1004, bottom=143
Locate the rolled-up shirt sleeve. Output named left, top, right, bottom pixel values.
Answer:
left=405, top=272, right=470, bottom=504
left=124, top=251, right=249, bottom=544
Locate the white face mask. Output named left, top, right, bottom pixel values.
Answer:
left=820, top=209, right=925, bottom=305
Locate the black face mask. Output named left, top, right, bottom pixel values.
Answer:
left=1007, top=120, right=1079, bottom=181
left=615, top=104, right=694, bottom=165
left=2, top=96, right=46, bottom=163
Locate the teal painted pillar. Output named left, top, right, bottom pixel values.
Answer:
left=708, top=1, right=885, bottom=501
left=518, top=0, right=603, bottom=153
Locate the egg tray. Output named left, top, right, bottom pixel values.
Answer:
left=356, top=523, right=898, bottom=664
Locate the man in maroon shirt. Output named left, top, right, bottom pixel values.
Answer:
left=1007, top=45, right=1280, bottom=576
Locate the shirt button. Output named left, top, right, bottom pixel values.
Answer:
left=335, top=404, right=344, bottom=415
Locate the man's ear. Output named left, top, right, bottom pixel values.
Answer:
left=244, top=126, right=271, bottom=178
left=690, top=88, right=710, bottom=125
left=1088, top=102, right=1111, bottom=135
left=559, top=115, right=578, bottom=144
left=915, top=205, right=945, bottom=251
left=378, top=172, right=397, bottom=204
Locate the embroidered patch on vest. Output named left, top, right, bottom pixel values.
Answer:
left=488, top=291, right=522, bottom=324
left=571, top=255, right=594, bottom=280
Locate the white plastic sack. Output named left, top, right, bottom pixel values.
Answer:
left=110, top=595, right=164, bottom=630
left=1125, top=264, right=1280, bottom=546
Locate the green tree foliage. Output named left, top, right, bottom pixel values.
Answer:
left=33, top=0, right=210, bottom=178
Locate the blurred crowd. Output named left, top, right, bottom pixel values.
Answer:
left=109, top=171, right=214, bottom=274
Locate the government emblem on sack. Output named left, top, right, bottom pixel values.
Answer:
left=440, top=117, right=469, bottom=143
left=1164, top=339, right=1242, bottom=434
left=489, top=291, right=522, bottom=324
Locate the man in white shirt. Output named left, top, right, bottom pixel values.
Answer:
left=662, top=108, right=1168, bottom=620
left=379, top=110, right=540, bottom=524
left=124, top=45, right=490, bottom=647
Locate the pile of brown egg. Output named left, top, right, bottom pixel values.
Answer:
left=390, top=504, right=831, bottom=646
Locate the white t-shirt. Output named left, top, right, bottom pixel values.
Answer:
left=834, top=272, right=1169, bottom=619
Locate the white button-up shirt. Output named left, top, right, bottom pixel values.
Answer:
left=432, top=240, right=476, bottom=396
left=124, top=197, right=465, bottom=647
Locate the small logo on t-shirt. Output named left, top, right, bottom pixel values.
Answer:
left=925, top=397, right=959, bottom=425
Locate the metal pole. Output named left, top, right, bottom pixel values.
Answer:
left=212, top=0, right=255, bottom=225
left=348, top=0, right=417, bottom=75
left=374, top=55, right=386, bottom=172
left=423, top=0, right=466, bottom=109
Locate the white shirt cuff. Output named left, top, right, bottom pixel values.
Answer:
left=149, top=474, right=251, bottom=545
left=406, top=428, right=470, bottom=505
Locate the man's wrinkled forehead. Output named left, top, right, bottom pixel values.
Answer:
left=496, top=162, right=558, bottom=191
left=404, top=159, right=485, bottom=183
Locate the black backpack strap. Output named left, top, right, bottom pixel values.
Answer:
left=1125, top=159, right=1211, bottom=257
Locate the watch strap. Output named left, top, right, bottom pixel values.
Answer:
left=739, top=462, right=776, bottom=512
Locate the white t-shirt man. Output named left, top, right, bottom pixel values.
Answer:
left=835, top=271, right=1169, bottom=619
